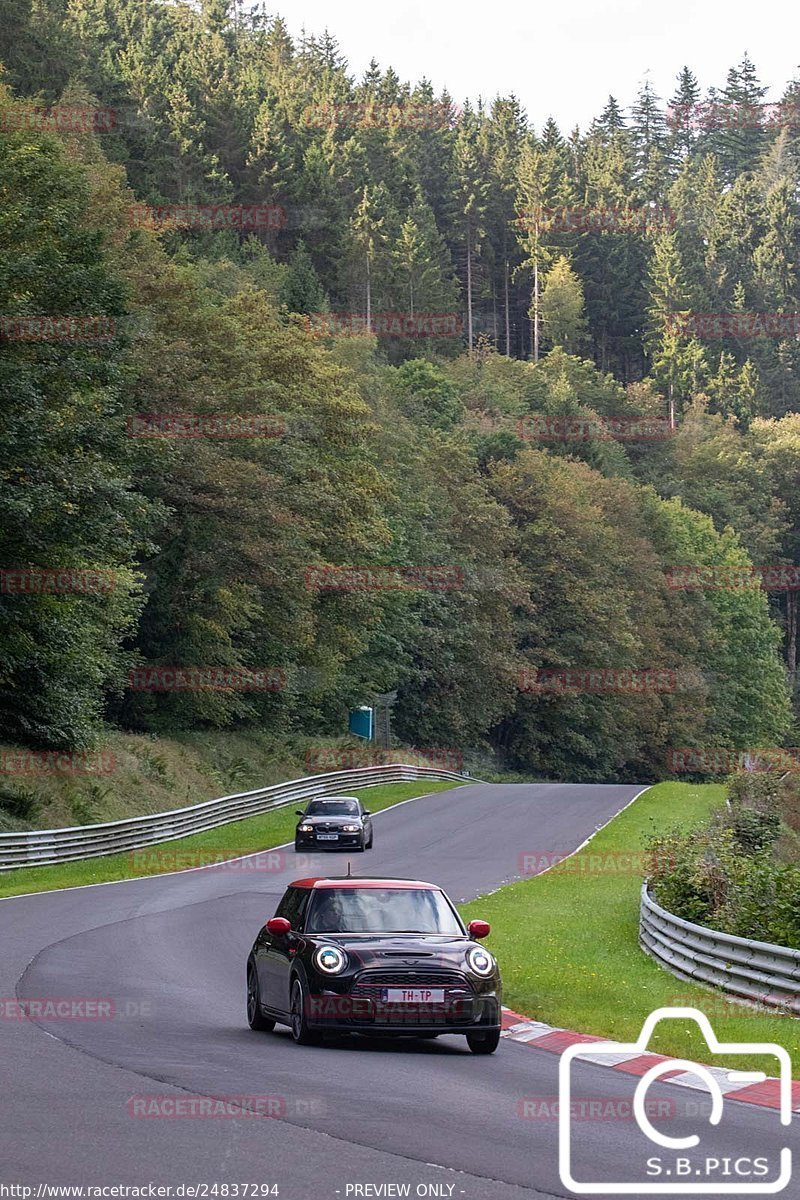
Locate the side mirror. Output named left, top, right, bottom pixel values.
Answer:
left=468, top=919, right=491, bottom=940
left=362, top=810, right=371, bottom=816
left=266, top=917, right=291, bottom=936
left=295, top=810, right=304, bottom=817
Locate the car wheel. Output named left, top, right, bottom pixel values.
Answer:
left=367, top=829, right=374, bottom=848
left=356, top=834, right=366, bottom=852
left=466, top=1029, right=501, bottom=1055
left=290, top=977, right=321, bottom=1045
left=294, top=839, right=302, bottom=852
left=247, top=963, right=275, bottom=1032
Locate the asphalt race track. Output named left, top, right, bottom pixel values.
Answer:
left=1, top=783, right=793, bottom=1200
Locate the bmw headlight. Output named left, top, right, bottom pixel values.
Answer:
left=314, top=945, right=347, bottom=975
left=466, top=946, right=495, bottom=977
left=341, top=824, right=360, bottom=832
left=299, top=824, right=313, bottom=832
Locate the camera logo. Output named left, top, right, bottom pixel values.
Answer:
left=558, top=1007, right=792, bottom=1194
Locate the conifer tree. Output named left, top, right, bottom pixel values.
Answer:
left=280, top=239, right=327, bottom=314
left=714, top=54, right=768, bottom=180
left=453, top=111, right=488, bottom=353
left=541, top=256, right=587, bottom=353
left=666, top=67, right=701, bottom=162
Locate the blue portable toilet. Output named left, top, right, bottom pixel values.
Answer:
left=348, top=705, right=373, bottom=740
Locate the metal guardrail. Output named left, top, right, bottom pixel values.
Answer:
left=0, top=764, right=468, bottom=871
left=640, top=883, right=800, bottom=1015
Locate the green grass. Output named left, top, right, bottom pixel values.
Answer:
left=0, top=730, right=343, bottom=832
left=462, top=782, right=800, bottom=1075
left=0, top=780, right=461, bottom=900
left=0, top=729, right=482, bottom=833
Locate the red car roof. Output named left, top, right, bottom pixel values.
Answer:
left=291, top=877, right=439, bottom=890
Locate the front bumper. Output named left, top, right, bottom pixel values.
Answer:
left=295, top=831, right=363, bottom=847
left=305, top=989, right=501, bottom=1033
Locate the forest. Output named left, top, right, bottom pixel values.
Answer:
left=1, top=0, right=800, bottom=781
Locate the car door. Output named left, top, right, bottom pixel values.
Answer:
left=262, top=887, right=309, bottom=1012
left=361, top=801, right=372, bottom=844
left=254, top=890, right=287, bottom=1005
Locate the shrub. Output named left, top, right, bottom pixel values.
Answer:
left=646, top=771, right=800, bottom=949
left=0, top=785, right=41, bottom=822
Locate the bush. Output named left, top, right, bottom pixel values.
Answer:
left=765, top=867, right=800, bottom=947
left=728, top=806, right=781, bottom=855
left=0, top=785, right=41, bottom=822
left=646, top=770, right=800, bottom=949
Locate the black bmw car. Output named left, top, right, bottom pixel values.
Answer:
left=246, top=876, right=502, bottom=1053
left=294, top=795, right=373, bottom=852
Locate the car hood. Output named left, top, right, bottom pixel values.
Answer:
left=299, top=814, right=362, bottom=826
left=305, top=933, right=474, bottom=963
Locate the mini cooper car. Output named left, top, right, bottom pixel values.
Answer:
left=246, top=876, right=502, bottom=1053
left=294, top=795, right=373, bottom=852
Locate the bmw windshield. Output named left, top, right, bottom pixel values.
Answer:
left=305, top=800, right=359, bottom=816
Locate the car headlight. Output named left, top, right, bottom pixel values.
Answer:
left=466, top=946, right=495, bottom=977
left=299, top=824, right=313, bottom=832
left=314, top=945, right=347, bottom=975
left=341, top=824, right=360, bottom=832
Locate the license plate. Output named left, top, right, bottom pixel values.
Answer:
left=316, top=833, right=339, bottom=840
left=384, top=988, right=445, bottom=1004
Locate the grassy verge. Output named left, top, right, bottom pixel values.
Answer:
left=0, top=780, right=461, bottom=900
left=462, top=782, right=800, bottom=1075
left=0, top=729, right=490, bottom=833
left=0, top=731, right=351, bottom=831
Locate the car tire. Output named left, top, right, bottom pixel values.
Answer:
left=367, top=829, right=374, bottom=849
left=290, top=977, right=321, bottom=1045
left=466, top=1029, right=501, bottom=1055
left=247, top=963, right=275, bottom=1032
left=294, top=839, right=302, bottom=852
left=356, top=833, right=366, bottom=852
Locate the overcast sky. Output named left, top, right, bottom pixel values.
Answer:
left=282, top=0, right=799, bottom=133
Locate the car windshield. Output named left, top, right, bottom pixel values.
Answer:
left=305, top=799, right=359, bottom=816
left=305, top=888, right=464, bottom=934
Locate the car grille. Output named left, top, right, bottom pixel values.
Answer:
left=353, top=969, right=472, bottom=990
left=346, top=968, right=474, bottom=1026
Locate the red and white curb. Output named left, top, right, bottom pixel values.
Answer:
left=500, top=1007, right=800, bottom=1114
